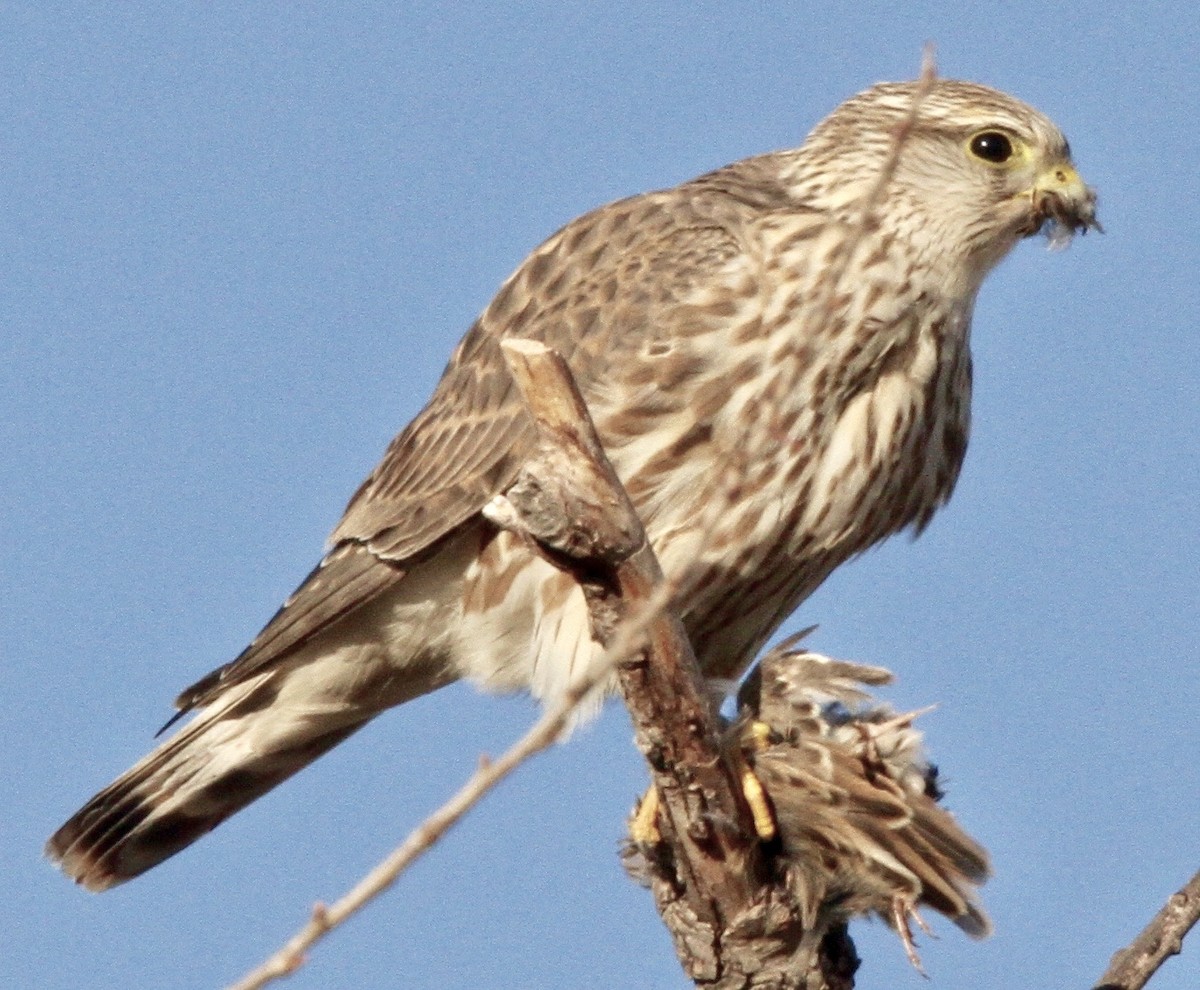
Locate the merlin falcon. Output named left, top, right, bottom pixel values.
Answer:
left=48, top=77, right=1098, bottom=890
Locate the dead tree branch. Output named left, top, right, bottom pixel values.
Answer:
left=1094, top=868, right=1200, bottom=990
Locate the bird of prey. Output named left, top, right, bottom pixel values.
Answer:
left=48, top=77, right=1098, bottom=891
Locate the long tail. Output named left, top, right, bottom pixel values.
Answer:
left=46, top=671, right=371, bottom=891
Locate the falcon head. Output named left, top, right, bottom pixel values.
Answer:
left=791, top=78, right=1101, bottom=293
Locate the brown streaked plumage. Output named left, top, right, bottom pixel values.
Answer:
left=735, top=639, right=991, bottom=971
left=47, top=78, right=1098, bottom=891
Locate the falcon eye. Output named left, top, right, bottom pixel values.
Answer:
left=969, top=131, right=1015, bottom=164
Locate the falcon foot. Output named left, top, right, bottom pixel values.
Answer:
left=627, top=721, right=779, bottom=847
left=736, top=719, right=778, bottom=841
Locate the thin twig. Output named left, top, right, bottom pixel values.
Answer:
left=834, top=45, right=937, bottom=287
left=1093, top=868, right=1200, bottom=990
left=224, top=704, right=571, bottom=989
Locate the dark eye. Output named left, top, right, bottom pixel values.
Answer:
left=969, top=131, right=1014, bottom=163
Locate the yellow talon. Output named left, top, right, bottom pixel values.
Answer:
left=740, top=763, right=777, bottom=842
left=631, top=719, right=779, bottom=846
left=629, top=786, right=662, bottom=845
left=738, top=720, right=778, bottom=841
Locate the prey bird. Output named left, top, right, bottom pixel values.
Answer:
left=735, top=640, right=991, bottom=971
left=48, top=76, right=1098, bottom=890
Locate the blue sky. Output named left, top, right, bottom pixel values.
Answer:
left=5, top=4, right=1197, bottom=988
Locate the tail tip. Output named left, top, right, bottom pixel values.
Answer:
left=44, top=833, right=125, bottom=893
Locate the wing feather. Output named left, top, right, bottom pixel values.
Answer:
left=176, top=166, right=790, bottom=706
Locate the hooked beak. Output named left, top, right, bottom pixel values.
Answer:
left=1024, top=162, right=1103, bottom=242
